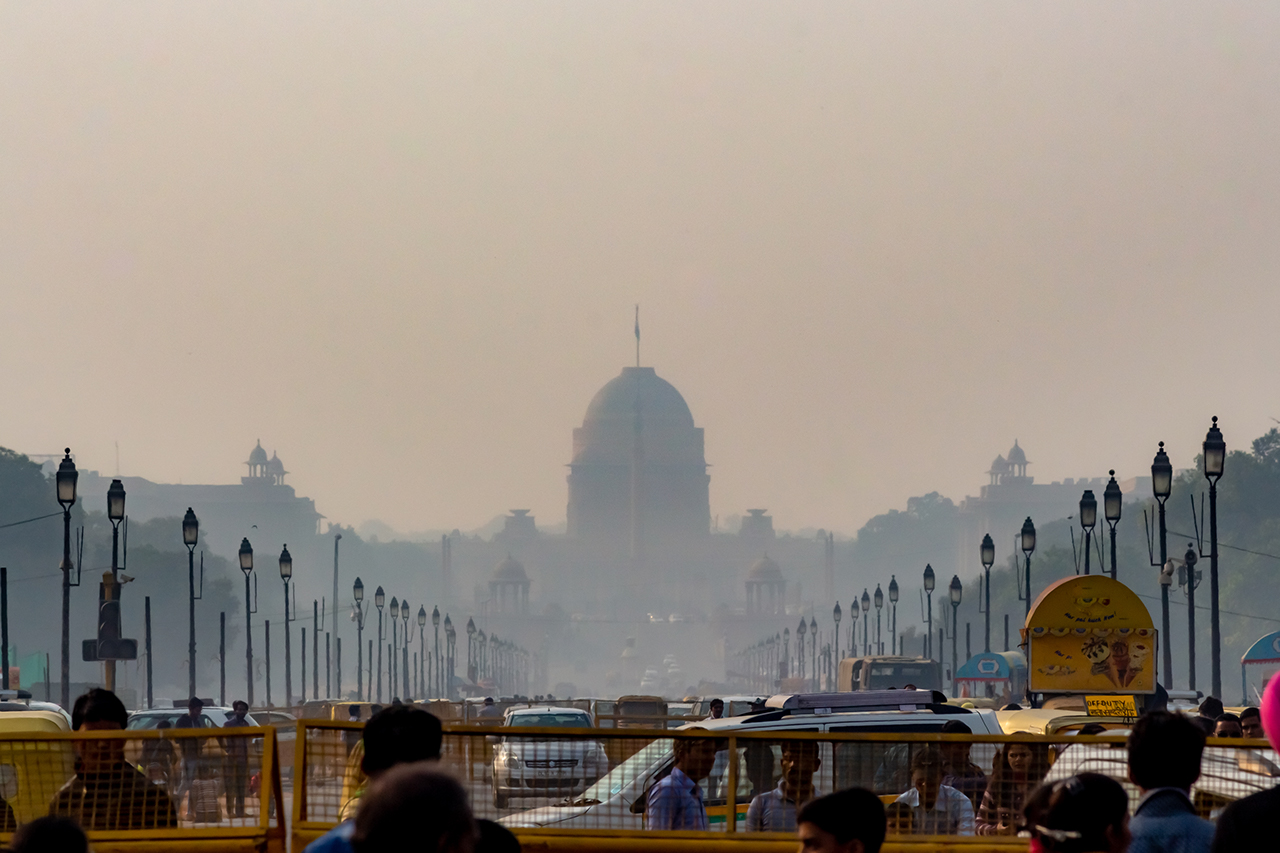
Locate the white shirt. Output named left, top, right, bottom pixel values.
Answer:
left=895, top=784, right=975, bottom=836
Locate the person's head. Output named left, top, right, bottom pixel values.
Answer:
left=475, top=818, right=521, bottom=853
left=1241, top=707, right=1263, bottom=739
left=1214, top=713, right=1243, bottom=738
left=232, top=700, right=249, bottom=719
left=352, top=763, right=476, bottom=853
left=188, top=697, right=204, bottom=716
left=709, top=698, right=725, bottom=718
left=483, top=697, right=494, bottom=706
left=349, top=704, right=361, bottom=718
left=940, top=720, right=973, bottom=767
left=672, top=735, right=719, bottom=782
left=361, top=706, right=443, bottom=778
left=71, top=688, right=129, bottom=773
left=909, top=747, right=943, bottom=806
left=1076, top=724, right=1107, bottom=736
left=1000, top=703, right=1024, bottom=711
left=1023, top=774, right=1129, bottom=853
left=796, top=788, right=886, bottom=853
left=884, top=802, right=913, bottom=835
left=156, top=720, right=172, bottom=731
left=779, top=740, right=821, bottom=790
left=1006, top=743, right=1035, bottom=775
left=370, top=704, right=383, bottom=715
left=1198, top=696, right=1224, bottom=719
left=8, top=815, right=88, bottom=853
left=1126, top=711, right=1205, bottom=792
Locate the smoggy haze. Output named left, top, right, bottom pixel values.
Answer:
left=2, top=2, right=1279, bottom=536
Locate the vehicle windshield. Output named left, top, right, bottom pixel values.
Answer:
left=579, top=738, right=672, bottom=802
left=126, top=713, right=217, bottom=730
left=508, top=713, right=591, bottom=728
left=865, top=664, right=941, bottom=690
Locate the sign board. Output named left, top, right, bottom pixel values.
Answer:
left=1024, top=575, right=1158, bottom=695
left=1085, top=694, right=1138, bottom=720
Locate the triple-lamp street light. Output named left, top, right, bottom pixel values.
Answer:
left=949, top=575, right=962, bottom=693
left=923, top=564, right=935, bottom=660
left=56, top=449, right=78, bottom=710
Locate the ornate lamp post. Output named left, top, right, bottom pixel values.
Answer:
left=860, top=590, right=870, bottom=656
left=1203, top=416, right=1226, bottom=699
left=374, top=586, right=385, bottom=703
left=980, top=534, right=995, bottom=652
left=279, top=545, right=294, bottom=709
left=1103, top=472, right=1122, bottom=580
left=239, top=539, right=256, bottom=705
left=888, top=577, right=899, bottom=655
left=1020, top=519, right=1036, bottom=618
left=432, top=606, right=441, bottom=698
left=873, top=585, right=884, bottom=655
left=809, top=616, right=818, bottom=689
left=478, top=629, right=487, bottom=684
left=1152, top=442, right=1174, bottom=686
left=389, top=597, right=399, bottom=698
left=1181, top=544, right=1201, bottom=692
left=418, top=606, right=427, bottom=700
left=923, top=564, right=935, bottom=660
left=352, top=578, right=366, bottom=701
left=182, top=508, right=200, bottom=699
left=56, top=449, right=78, bottom=710
left=782, top=627, right=790, bottom=679
left=445, top=615, right=456, bottom=700
left=832, top=602, right=842, bottom=661
left=1079, top=490, right=1097, bottom=575
left=466, top=617, right=476, bottom=683
left=401, top=600, right=411, bottom=700
left=104, top=479, right=126, bottom=692
left=949, top=575, right=962, bottom=694
left=796, top=618, right=807, bottom=681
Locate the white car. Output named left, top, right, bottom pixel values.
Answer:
left=492, top=706, right=609, bottom=809
left=501, top=690, right=1002, bottom=830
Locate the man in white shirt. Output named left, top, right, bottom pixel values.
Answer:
left=893, top=747, right=974, bottom=835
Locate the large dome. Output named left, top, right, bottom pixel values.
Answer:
left=583, top=367, right=695, bottom=428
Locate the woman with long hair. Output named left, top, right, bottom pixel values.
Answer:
left=1022, top=773, right=1130, bottom=853
left=976, top=742, right=1051, bottom=836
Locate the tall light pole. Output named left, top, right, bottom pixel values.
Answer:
left=445, top=615, right=456, bottom=699
left=279, top=545, right=294, bottom=710
left=389, top=597, right=399, bottom=698
left=182, top=508, right=200, bottom=700
left=401, top=600, right=410, bottom=701
left=796, top=618, right=807, bottom=681
left=239, top=539, right=256, bottom=706
left=56, top=449, right=78, bottom=710
left=860, top=590, right=870, bottom=656
left=374, top=586, right=385, bottom=703
left=1020, top=519, right=1036, bottom=618
left=873, top=585, right=884, bottom=655
left=888, top=577, right=899, bottom=655
left=923, top=564, right=935, bottom=660
left=104, top=479, right=126, bottom=692
left=1103, top=472, right=1122, bottom=580
left=418, top=607, right=427, bottom=700
left=1203, top=416, right=1225, bottom=700
left=980, top=534, right=995, bottom=652
left=432, top=606, right=441, bottom=698
left=809, top=616, right=818, bottom=689
left=466, top=617, right=476, bottom=683
left=949, top=575, right=962, bottom=694
left=832, top=602, right=842, bottom=661
left=353, top=578, right=366, bottom=702
left=1079, top=490, right=1097, bottom=575
left=1153, top=442, right=1174, bottom=687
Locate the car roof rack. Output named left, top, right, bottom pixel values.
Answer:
left=764, top=690, right=949, bottom=714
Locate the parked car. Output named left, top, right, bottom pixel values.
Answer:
left=492, top=706, right=608, bottom=809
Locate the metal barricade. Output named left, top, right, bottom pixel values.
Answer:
left=0, top=726, right=284, bottom=853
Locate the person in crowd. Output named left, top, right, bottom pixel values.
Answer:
left=476, top=818, right=522, bottom=853
left=189, top=757, right=223, bottom=824
left=139, top=719, right=176, bottom=785
left=1194, top=697, right=1223, bottom=734
left=351, top=763, right=476, bottom=853
left=883, top=802, right=913, bottom=835
left=1212, top=713, right=1242, bottom=738
left=1239, top=706, right=1263, bottom=739
left=305, top=705, right=444, bottom=853
left=745, top=740, right=821, bottom=831
left=221, top=700, right=253, bottom=818
left=1076, top=723, right=1108, bottom=736
left=705, top=698, right=725, bottom=720
left=345, top=704, right=363, bottom=753
left=939, top=720, right=987, bottom=809
left=1022, top=773, right=1130, bottom=853
left=173, top=696, right=209, bottom=820
left=477, top=697, right=501, bottom=718
left=6, top=815, right=88, bottom=853
left=48, top=688, right=178, bottom=830
left=796, top=788, right=886, bottom=853
left=976, top=742, right=1050, bottom=835
left=646, top=736, right=718, bottom=831
left=894, top=747, right=974, bottom=835
left=1126, top=710, right=1213, bottom=853
left=744, top=738, right=775, bottom=796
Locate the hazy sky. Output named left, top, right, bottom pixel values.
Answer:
left=3, top=3, right=1279, bottom=537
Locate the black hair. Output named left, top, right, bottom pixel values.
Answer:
left=940, top=719, right=972, bottom=735
left=353, top=764, right=475, bottom=853
left=1198, top=696, right=1224, bottom=718
left=1127, top=711, right=1205, bottom=790
left=1023, top=773, right=1128, bottom=853
left=71, top=688, right=128, bottom=730
left=1076, top=724, right=1108, bottom=736
left=188, top=696, right=204, bottom=708
left=909, top=746, right=943, bottom=775
left=1216, top=712, right=1241, bottom=725
left=349, top=704, right=361, bottom=716
left=232, top=699, right=249, bottom=711
left=709, top=698, right=724, bottom=706
left=476, top=818, right=521, bottom=853
left=361, top=706, right=442, bottom=775
left=797, top=788, right=886, bottom=853
left=1240, top=706, right=1261, bottom=721
left=9, top=815, right=88, bottom=853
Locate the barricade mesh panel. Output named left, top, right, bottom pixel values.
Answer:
left=297, top=722, right=1280, bottom=837
left=0, top=728, right=278, bottom=835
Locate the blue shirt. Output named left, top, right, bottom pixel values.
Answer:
left=745, top=784, right=821, bottom=832
left=646, top=768, right=709, bottom=831
left=304, top=820, right=354, bottom=853
left=1129, top=789, right=1214, bottom=853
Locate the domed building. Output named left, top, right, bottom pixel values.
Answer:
left=566, top=366, right=710, bottom=550
left=489, top=555, right=531, bottom=614
left=745, top=555, right=786, bottom=614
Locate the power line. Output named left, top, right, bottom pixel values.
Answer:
left=1133, top=592, right=1280, bottom=626
left=0, top=511, right=62, bottom=531
left=1166, top=529, right=1280, bottom=562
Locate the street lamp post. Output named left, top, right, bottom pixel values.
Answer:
left=445, top=615, right=456, bottom=699
left=239, top=539, right=256, bottom=705
left=466, top=617, right=476, bottom=683
left=280, top=545, right=294, bottom=709
left=1153, top=442, right=1174, bottom=687
left=56, top=449, right=78, bottom=710
left=873, top=585, right=884, bottom=655
left=353, top=578, right=366, bottom=701
left=374, top=586, right=385, bottom=703
left=888, top=577, right=899, bottom=655
left=432, top=607, right=441, bottom=698
left=401, top=600, right=410, bottom=701
left=1103, top=472, right=1122, bottom=580
left=949, top=575, right=962, bottom=694
left=1183, top=544, right=1199, bottom=692
left=389, top=597, right=399, bottom=698
left=418, top=607, right=427, bottom=700
left=782, top=627, right=790, bottom=680
left=797, top=618, right=807, bottom=681
left=104, top=479, right=126, bottom=692
left=981, top=534, right=995, bottom=652
left=1203, top=416, right=1226, bottom=700
left=1079, top=490, right=1097, bottom=575
left=848, top=609, right=857, bottom=661
left=1020, top=519, right=1036, bottom=618
left=182, top=508, right=200, bottom=700
left=860, top=590, right=870, bottom=656
left=832, top=602, right=842, bottom=661
left=809, top=616, right=818, bottom=690
left=923, top=565, right=935, bottom=660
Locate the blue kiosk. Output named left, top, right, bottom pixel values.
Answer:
left=1241, top=630, right=1280, bottom=705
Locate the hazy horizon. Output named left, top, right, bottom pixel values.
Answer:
left=4, top=2, right=1280, bottom=537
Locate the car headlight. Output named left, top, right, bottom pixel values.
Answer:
left=501, top=752, right=521, bottom=769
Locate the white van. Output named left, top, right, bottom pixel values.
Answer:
left=500, top=690, right=1001, bottom=831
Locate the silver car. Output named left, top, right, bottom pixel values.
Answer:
left=492, top=707, right=608, bottom=809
